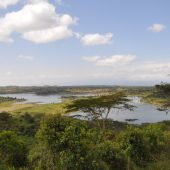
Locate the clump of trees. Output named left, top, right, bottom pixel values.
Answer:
left=66, top=91, right=135, bottom=128
left=155, top=82, right=170, bottom=95
left=0, top=96, right=25, bottom=103
left=0, top=111, right=41, bottom=136
left=155, top=83, right=170, bottom=109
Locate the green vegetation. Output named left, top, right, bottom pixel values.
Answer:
left=0, top=87, right=169, bottom=170
left=0, top=111, right=169, bottom=170
left=0, top=131, right=28, bottom=169
left=0, top=85, right=117, bottom=95
left=0, top=96, right=25, bottom=103
left=140, top=83, right=170, bottom=110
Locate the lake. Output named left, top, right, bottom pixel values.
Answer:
left=0, top=94, right=169, bottom=124
left=70, top=96, right=170, bottom=124
left=0, top=93, right=63, bottom=104
left=0, top=93, right=93, bottom=104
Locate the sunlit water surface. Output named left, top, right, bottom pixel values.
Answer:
left=0, top=94, right=169, bottom=124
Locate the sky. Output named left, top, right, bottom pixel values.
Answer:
left=0, top=0, right=170, bottom=86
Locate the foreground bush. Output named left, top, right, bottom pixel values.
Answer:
left=29, top=115, right=127, bottom=170
left=116, top=125, right=165, bottom=167
left=0, top=131, right=28, bottom=168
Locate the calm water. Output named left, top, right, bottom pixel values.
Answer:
left=0, top=93, right=63, bottom=104
left=0, top=93, right=93, bottom=104
left=70, top=96, right=170, bottom=124
left=0, top=94, right=169, bottom=124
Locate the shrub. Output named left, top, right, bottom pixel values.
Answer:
left=0, top=131, right=28, bottom=168
left=30, top=115, right=127, bottom=170
left=116, top=125, right=166, bottom=167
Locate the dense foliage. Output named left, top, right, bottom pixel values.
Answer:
left=0, top=131, right=28, bottom=169
left=155, top=83, right=170, bottom=95
left=116, top=125, right=165, bottom=167
left=29, top=115, right=127, bottom=170
left=0, top=111, right=169, bottom=170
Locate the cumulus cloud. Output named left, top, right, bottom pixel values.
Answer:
left=128, top=62, right=170, bottom=81
left=0, top=0, right=19, bottom=9
left=28, top=0, right=48, bottom=3
left=18, top=54, right=34, bottom=60
left=95, top=61, right=170, bottom=83
left=0, top=0, right=77, bottom=43
left=83, top=55, right=136, bottom=66
left=148, top=23, right=166, bottom=32
left=82, top=55, right=170, bottom=82
left=80, top=33, right=113, bottom=46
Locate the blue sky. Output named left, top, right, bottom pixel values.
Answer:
left=0, top=0, right=170, bottom=86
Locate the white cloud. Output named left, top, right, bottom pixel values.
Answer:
left=128, top=62, right=170, bottom=81
left=80, top=33, right=113, bottom=46
left=82, top=54, right=170, bottom=82
left=18, top=54, right=34, bottom=60
left=0, top=0, right=77, bottom=43
left=0, top=0, right=19, bottom=9
left=83, top=55, right=136, bottom=66
left=148, top=23, right=166, bottom=32
left=22, top=26, right=72, bottom=43
left=1, top=58, right=170, bottom=85
left=95, top=61, right=170, bottom=83
left=28, top=0, right=48, bottom=3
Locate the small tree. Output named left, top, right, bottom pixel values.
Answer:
left=66, top=91, right=135, bottom=128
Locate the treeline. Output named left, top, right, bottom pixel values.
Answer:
left=0, top=96, right=25, bottom=102
left=0, top=86, right=117, bottom=95
left=155, top=82, right=170, bottom=95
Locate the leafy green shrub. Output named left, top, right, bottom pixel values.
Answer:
left=30, top=115, right=128, bottom=170
left=143, top=124, right=165, bottom=155
left=116, top=125, right=166, bottom=167
left=0, top=131, right=28, bottom=168
left=91, top=141, right=127, bottom=170
left=0, top=112, right=13, bottom=131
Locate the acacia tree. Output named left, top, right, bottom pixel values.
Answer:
left=66, top=91, right=135, bottom=128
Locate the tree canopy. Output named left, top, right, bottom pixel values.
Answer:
left=66, top=91, right=135, bottom=128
